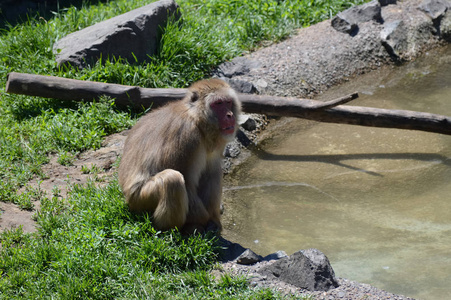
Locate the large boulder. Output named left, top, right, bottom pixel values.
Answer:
left=331, top=0, right=383, bottom=34
left=53, top=0, right=180, bottom=69
left=258, top=248, right=339, bottom=292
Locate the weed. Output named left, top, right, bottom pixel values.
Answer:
left=57, top=150, right=76, bottom=166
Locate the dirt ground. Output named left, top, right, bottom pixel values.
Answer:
left=0, top=131, right=128, bottom=234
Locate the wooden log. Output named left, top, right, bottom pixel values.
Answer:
left=5, top=72, right=451, bottom=135
left=240, top=94, right=451, bottom=135
left=6, top=72, right=357, bottom=110
left=5, top=72, right=187, bottom=109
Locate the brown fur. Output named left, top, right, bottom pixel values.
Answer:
left=118, top=79, right=241, bottom=233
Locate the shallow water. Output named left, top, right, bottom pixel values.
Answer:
left=222, top=46, right=451, bottom=300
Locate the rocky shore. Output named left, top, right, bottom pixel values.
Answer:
left=217, top=0, right=451, bottom=98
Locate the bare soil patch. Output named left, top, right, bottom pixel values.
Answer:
left=0, top=132, right=127, bottom=233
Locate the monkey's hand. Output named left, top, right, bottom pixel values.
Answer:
left=181, top=223, right=206, bottom=235
left=205, top=220, right=222, bottom=233
left=181, top=220, right=221, bottom=235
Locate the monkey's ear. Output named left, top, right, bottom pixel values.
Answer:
left=190, top=91, right=199, bottom=102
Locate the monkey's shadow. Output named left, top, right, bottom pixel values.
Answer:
left=253, top=148, right=451, bottom=177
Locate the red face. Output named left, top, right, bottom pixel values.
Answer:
left=210, top=98, right=236, bottom=135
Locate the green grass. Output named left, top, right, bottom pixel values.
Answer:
left=1, top=180, right=307, bottom=299
left=1, top=180, right=295, bottom=299
left=0, top=0, right=368, bottom=298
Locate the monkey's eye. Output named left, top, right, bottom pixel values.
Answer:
left=191, top=91, right=199, bottom=102
left=210, top=100, right=222, bottom=108
left=211, top=99, right=232, bottom=108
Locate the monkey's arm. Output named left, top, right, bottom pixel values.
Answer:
left=173, top=135, right=213, bottom=232
left=196, top=158, right=223, bottom=230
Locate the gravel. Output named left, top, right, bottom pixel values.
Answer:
left=216, top=259, right=415, bottom=299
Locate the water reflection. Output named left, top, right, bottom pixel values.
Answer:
left=222, top=46, right=451, bottom=300
left=255, top=150, right=449, bottom=177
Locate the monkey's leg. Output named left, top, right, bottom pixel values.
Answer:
left=138, top=169, right=189, bottom=231
left=180, top=189, right=212, bottom=234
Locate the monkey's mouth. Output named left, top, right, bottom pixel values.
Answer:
left=222, top=126, right=235, bottom=135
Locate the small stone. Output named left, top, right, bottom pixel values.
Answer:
left=223, top=142, right=241, bottom=158
left=215, top=57, right=260, bottom=78
left=263, top=250, right=288, bottom=261
left=227, top=79, right=257, bottom=94
left=236, top=249, right=263, bottom=265
left=331, top=16, right=358, bottom=34
left=239, top=115, right=257, bottom=131
left=256, top=79, right=268, bottom=88
left=331, top=1, right=382, bottom=34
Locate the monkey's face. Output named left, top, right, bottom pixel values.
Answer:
left=187, top=78, right=241, bottom=143
left=210, top=98, right=236, bottom=137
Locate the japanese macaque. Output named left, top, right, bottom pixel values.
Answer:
left=118, top=78, right=241, bottom=234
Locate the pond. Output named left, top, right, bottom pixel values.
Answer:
left=222, top=46, right=451, bottom=300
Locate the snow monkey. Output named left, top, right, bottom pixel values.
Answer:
left=118, top=78, right=241, bottom=234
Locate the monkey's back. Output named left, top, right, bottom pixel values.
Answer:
left=118, top=102, right=202, bottom=192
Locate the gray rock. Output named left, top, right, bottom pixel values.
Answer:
left=239, top=115, right=257, bottom=131
left=441, top=10, right=451, bottom=40
left=330, top=16, right=358, bottom=34
left=381, top=3, right=438, bottom=61
left=53, top=0, right=180, bottom=68
left=331, top=0, right=382, bottom=34
left=350, top=0, right=383, bottom=23
left=255, top=78, right=268, bottom=89
left=215, top=57, right=261, bottom=78
left=221, top=78, right=257, bottom=94
left=223, top=142, right=241, bottom=158
left=236, top=249, right=263, bottom=265
left=380, top=20, right=407, bottom=59
left=418, top=0, right=450, bottom=20
left=263, top=250, right=288, bottom=261
left=258, top=249, right=339, bottom=292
